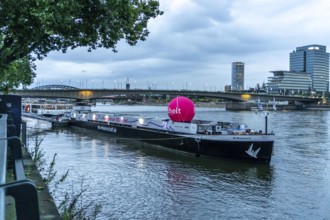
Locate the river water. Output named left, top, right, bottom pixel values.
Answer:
left=25, top=105, right=330, bottom=219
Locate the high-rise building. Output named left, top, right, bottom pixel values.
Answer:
left=126, top=77, right=130, bottom=90
left=231, top=62, right=244, bottom=91
left=290, top=44, right=329, bottom=92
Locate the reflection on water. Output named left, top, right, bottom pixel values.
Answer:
left=26, top=107, right=330, bottom=219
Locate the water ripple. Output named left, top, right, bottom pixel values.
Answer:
left=26, top=109, right=330, bottom=219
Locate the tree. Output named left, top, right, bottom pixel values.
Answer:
left=0, top=57, right=36, bottom=94
left=0, top=0, right=163, bottom=92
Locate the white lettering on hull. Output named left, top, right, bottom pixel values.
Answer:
left=97, top=125, right=117, bottom=133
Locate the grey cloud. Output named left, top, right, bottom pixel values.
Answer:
left=34, top=0, right=330, bottom=90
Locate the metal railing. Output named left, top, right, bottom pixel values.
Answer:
left=0, top=114, right=7, bottom=220
left=0, top=114, right=40, bottom=220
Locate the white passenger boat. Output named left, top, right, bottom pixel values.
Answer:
left=23, top=103, right=73, bottom=117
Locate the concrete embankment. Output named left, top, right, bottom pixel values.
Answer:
left=6, top=145, right=61, bottom=219
left=225, top=102, right=306, bottom=111
left=304, top=105, right=330, bottom=110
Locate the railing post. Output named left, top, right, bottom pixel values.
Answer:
left=21, top=121, right=27, bottom=148
left=2, top=180, right=40, bottom=220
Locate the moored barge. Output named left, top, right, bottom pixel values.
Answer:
left=67, top=97, right=274, bottom=163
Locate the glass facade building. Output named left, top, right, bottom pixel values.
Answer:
left=231, top=62, right=244, bottom=91
left=290, top=45, right=329, bottom=92
left=266, top=71, right=312, bottom=94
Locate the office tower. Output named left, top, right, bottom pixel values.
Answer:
left=125, top=77, right=130, bottom=90
left=231, top=62, right=244, bottom=91
left=290, top=45, right=329, bottom=92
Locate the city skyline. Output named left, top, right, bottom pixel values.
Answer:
left=266, top=44, right=329, bottom=94
left=32, top=0, right=330, bottom=91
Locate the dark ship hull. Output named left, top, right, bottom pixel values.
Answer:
left=69, top=120, right=274, bottom=163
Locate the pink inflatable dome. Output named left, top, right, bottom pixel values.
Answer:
left=168, top=96, right=195, bottom=122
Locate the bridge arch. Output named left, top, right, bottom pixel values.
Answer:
left=32, top=84, right=78, bottom=90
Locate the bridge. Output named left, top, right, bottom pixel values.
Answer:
left=10, top=85, right=322, bottom=104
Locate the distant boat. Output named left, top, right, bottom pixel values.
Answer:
left=250, top=97, right=264, bottom=112
left=251, top=97, right=277, bottom=113
left=272, top=97, right=277, bottom=111
left=23, top=103, right=73, bottom=117
left=51, top=117, right=69, bottom=127
left=257, top=97, right=263, bottom=111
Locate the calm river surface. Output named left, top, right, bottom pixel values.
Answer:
left=25, top=105, right=330, bottom=219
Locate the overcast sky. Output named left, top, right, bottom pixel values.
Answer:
left=33, top=0, right=330, bottom=91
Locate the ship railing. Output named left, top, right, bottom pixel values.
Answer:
left=113, top=113, right=141, bottom=117
left=0, top=114, right=40, bottom=220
